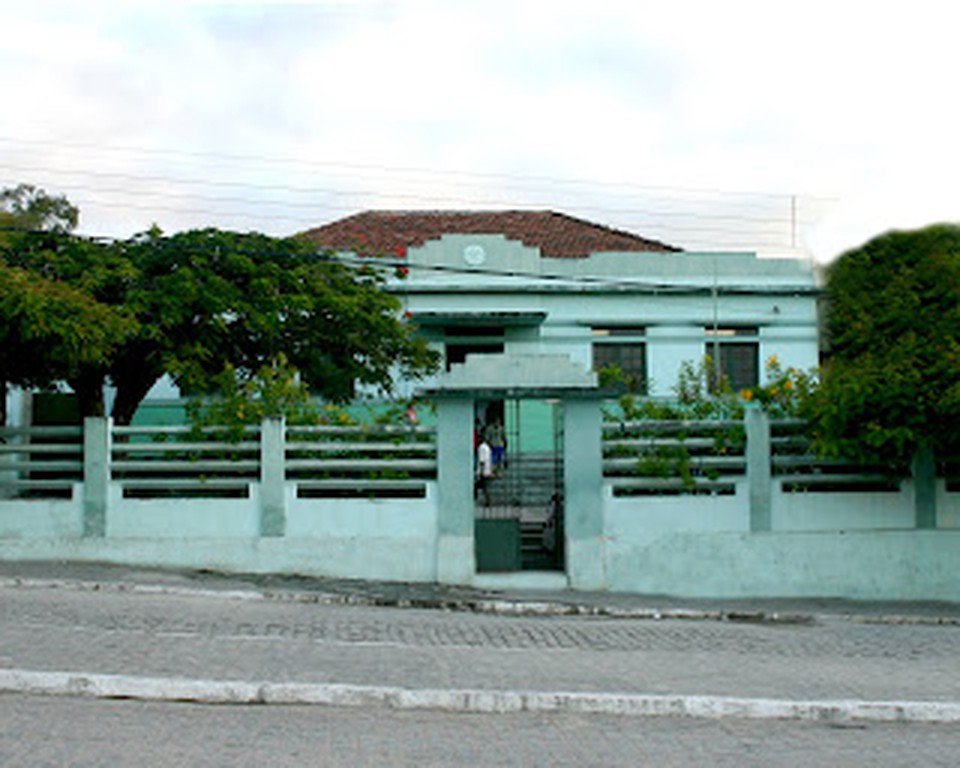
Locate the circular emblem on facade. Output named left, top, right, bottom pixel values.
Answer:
left=463, top=244, right=486, bottom=266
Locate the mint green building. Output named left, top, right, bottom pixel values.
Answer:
left=303, top=211, right=820, bottom=400
left=299, top=211, right=825, bottom=585
left=5, top=211, right=957, bottom=600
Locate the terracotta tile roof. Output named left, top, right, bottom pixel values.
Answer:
left=297, top=210, right=680, bottom=259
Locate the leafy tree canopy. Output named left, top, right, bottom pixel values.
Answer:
left=0, top=183, right=78, bottom=233
left=0, top=188, right=133, bottom=417
left=100, top=227, right=438, bottom=424
left=1, top=191, right=438, bottom=424
left=0, top=263, right=133, bottom=390
left=810, top=223, right=960, bottom=465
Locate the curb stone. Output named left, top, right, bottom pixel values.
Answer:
left=3, top=575, right=959, bottom=626
left=2, top=669, right=959, bottom=724
left=0, top=577, right=814, bottom=624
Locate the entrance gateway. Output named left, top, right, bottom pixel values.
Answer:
left=425, top=353, right=606, bottom=587
left=474, top=397, right=564, bottom=572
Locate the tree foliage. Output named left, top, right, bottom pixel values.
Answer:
left=0, top=188, right=132, bottom=418
left=809, top=224, right=960, bottom=465
left=0, top=263, right=132, bottom=390
left=101, top=228, right=437, bottom=424
left=0, top=183, right=78, bottom=233
left=741, top=356, right=817, bottom=419
left=1, top=185, right=438, bottom=424
left=185, top=354, right=324, bottom=442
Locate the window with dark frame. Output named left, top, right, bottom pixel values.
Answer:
left=705, top=326, right=759, bottom=392
left=592, top=327, right=646, bottom=392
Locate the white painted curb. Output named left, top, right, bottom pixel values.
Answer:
left=2, top=669, right=959, bottom=723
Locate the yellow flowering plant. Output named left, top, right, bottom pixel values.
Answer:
left=186, top=354, right=323, bottom=442
left=741, top=356, right=817, bottom=418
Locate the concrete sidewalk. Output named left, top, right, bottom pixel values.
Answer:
left=2, top=560, right=960, bottom=724
left=1, top=559, right=959, bottom=625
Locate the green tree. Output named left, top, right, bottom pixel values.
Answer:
left=185, top=354, right=324, bottom=442
left=97, top=228, right=437, bottom=425
left=0, top=187, right=131, bottom=422
left=0, top=183, right=78, bottom=234
left=808, top=224, right=960, bottom=526
left=1, top=220, right=139, bottom=417
left=1, top=188, right=437, bottom=425
left=0, top=265, right=132, bottom=390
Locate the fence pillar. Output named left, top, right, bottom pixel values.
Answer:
left=563, top=397, right=606, bottom=590
left=745, top=406, right=772, bottom=532
left=83, top=417, right=110, bottom=537
left=260, top=417, right=286, bottom=537
left=434, top=397, right=476, bottom=584
left=913, top=441, right=937, bottom=529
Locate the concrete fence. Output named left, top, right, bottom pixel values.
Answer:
left=0, top=418, right=441, bottom=582
left=1, top=411, right=958, bottom=600
left=602, top=409, right=960, bottom=533
left=601, top=408, right=960, bottom=600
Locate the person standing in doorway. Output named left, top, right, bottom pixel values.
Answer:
left=476, top=435, right=494, bottom=506
left=486, top=418, right=506, bottom=474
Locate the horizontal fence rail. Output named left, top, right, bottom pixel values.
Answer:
left=0, top=415, right=953, bottom=508
left=602, top=419, right=745, bottom=496
left=770, top=419, right=904, bottom=493
left=111, top=425, right=261, bottom=498
left=0, top=420, right=439, bottom=502
left=286, top=424, right=437, bottom=499
left=0, top=426, right=84, bottom=499
left=601, top=415, right=940, bottom=497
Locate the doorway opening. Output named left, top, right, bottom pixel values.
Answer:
left=474, top=398, right=564, bottom=572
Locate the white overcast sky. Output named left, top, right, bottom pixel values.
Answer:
left=1, top=0, right=958, bottom=261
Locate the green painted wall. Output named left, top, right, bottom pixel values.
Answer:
left=602, top=530, right=960, bottom=601
left=504, top=399, right=560, bottom=454
left=131, top=401, right=187, bottom=427
left=3, top=413, right=960, bottom=601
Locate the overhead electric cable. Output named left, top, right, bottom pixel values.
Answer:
left=0, top=135, right=836, bottom=203
left=0, top=224, right=819, bottom=296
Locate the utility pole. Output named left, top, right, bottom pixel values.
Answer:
left=790, top=194, right=798, bottom=250
left=711, top=255, right=720, bottom=389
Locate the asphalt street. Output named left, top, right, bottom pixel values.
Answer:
left=5, top=694, right=960, bottom=767
left=1, top=563, right=959, bottom=765
left=3, top=585, right=960, bottom=704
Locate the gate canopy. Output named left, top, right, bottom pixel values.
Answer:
left=422, top=353, right=601, bottom=400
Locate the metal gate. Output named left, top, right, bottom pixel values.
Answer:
left=474, top=398, right=564, bottom=572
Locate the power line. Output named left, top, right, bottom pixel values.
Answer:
left=0, top=137, right=836, bottom=251
left=0, top=162, right=810, bottom=226
left=0, top=163, right=818, bottom=226
left=0, top=171, right=817, bottom=248
left=0, top=223, right=818, bottom=295
left=0, top=135, right=838, bottom=203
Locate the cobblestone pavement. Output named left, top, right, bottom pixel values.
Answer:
left=4, top=693, right=960, bottom=767
left=2, top=584, right=960, bottom=703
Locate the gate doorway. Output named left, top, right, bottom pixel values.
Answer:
left=475, top=398, right=564, bottom=572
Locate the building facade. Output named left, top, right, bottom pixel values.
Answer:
left=301, top=210, right=820, bottom=400
left=5, top=212, right=959, bottom=599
